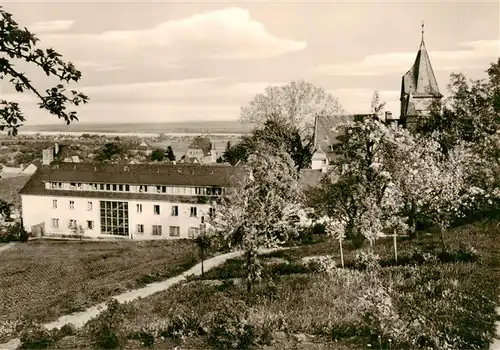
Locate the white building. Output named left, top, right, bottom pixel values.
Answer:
left=183, top=136, right=218, bottom=164
left=19, top=163, right=244, bottom=240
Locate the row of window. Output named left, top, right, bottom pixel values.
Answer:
left=51, top=199, right=214, bottom=218
left=135, top=224, right=200, bottom=238
left=52, top=218, right=94, bottom=230
left=51, top=219, right=199, bottom=238
left=48, top=181, right=223, bottom=196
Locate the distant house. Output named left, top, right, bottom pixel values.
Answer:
left=133, top=141, right=153, bottom=156
left=184, top=136, right=217, bottom=164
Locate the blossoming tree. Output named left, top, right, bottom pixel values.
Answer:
left=208, top=143, right=304, bottom=292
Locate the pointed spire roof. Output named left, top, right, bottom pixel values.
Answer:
left=401, top=22, right=442, bottom=98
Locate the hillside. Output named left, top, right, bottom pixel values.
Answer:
left=19, top=121, right=254, bottom=135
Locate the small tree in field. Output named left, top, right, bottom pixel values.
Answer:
left=0, top=7, right=89, bottom=134
left=384, top=129, right=443, bottom=238
left=209, top=144, right=304, bottom=293
left=194, top=224, right=212, bottom=276
left=71, top=224, right=85, bottom=240
left=150, top=149, right=165, bottom=162
left=165, top=145, right=176, bottom=161
left=324, top=217, right=346, bottom=268
left=424, top=143, right=473, bottom=248
left=321, top=117, right=394, bottom=248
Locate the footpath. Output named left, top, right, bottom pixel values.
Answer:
left=491, top=306, right=500, bottom=350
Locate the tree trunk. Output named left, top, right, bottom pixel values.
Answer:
left=246, top=250, right=253, bottom=294
left=201, top=248, right=204, bottom=276
left=440, top=225, right=446, bottom=251
left=408, top=215, right=417, bottom=239
left=339, top=238, right=344, bottom=268
left=393, top=228, right=398, bottom=263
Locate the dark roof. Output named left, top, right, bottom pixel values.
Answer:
left=314, top=114, right=374, bottom=161
left=400, top=37, right=442, bottom=119
left=19, top=163, right=245, bottom=197
left=179, top=157, right=200, bottom=164
left=401, top=39, right=442, bottom=99
left=187, top=136, right=212, bottom=156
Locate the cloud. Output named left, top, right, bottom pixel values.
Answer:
left=36, top=7, right=306, bottom=71
left=328, top=88, right=400, bottom=114
left=315, top=39, right=499, bottom=76
left=4, top=83, right=402, bottom=124
left=1, top=78, right=285, bottom=124
left=73, top=61, right=125, bottom=72
left=27, top=20, right=74, bottom=33
left=76, top=78, right=285, bottom=103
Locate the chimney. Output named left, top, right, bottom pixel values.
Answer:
left=42, top=148, right=53, bottom=165
left=385, top=111, right=393, bottom=121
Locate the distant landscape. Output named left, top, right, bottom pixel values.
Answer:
left=19, top=121, right=254, bottom=135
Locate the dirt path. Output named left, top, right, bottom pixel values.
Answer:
left=0, top=248, right=280, bottom=350
left=491, top=306, right=500, bottom=349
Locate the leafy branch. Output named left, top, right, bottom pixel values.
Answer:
left=0, top=7, right=89, bottom=135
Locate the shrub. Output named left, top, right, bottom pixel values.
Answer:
left=306, top=255, right=337, bottom=274
left=205, top=299, right=255, bottom=349
left=83, top=299, right=136, bottom=349
left=59, top=323, right=76, bottom=337
left=354, top=250, right=380, bottom=270
left=19, top=323, right=59, bottom=349
left=164, top=307, right=202, bottom=339
left=0, top=320, right=21, bottom=341
left=0, top=222, right=29, bottom=242
left=247, top=308, right=288, bottom=345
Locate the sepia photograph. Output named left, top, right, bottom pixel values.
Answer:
left=0, top=0, right=499, bottom=349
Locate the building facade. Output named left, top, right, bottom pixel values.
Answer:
left=19, top=163, right=244, bottom=240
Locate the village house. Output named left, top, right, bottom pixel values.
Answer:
left=19, top=163, right=244, bottom=240
left=181, top=136, right=219, bottom=164
left=132, top=141, right=153, bottom=156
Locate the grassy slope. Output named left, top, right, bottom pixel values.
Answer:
left=0, top=239, right=199, bottom=327
left=95, top=222, right=500, bottom=350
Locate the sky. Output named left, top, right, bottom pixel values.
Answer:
left=1, top=0, right=499, bottom=125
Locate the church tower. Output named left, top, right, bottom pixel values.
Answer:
left=400, top=23, right=443, bottom=130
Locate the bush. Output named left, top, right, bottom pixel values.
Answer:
left=19, top=323, right=59, bottom=349
left=205, top=299, right=255, bottom=349
left=83, top=299, right=136, bottom=349
left=306, top=255, right=337, bottom=274
left=354, top=250, right=380, bottom=270
left=0, top=222, right=29, bottom=243
left=59, top=323, right=76, bottom=337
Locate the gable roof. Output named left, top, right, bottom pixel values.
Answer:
left=19, top=162, right=246, bottom=197
left=187, top=136, right=212, bottom=156
left=313, top=114, right=374, bottom=161
left=136, top=141, right=151, bottom=150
